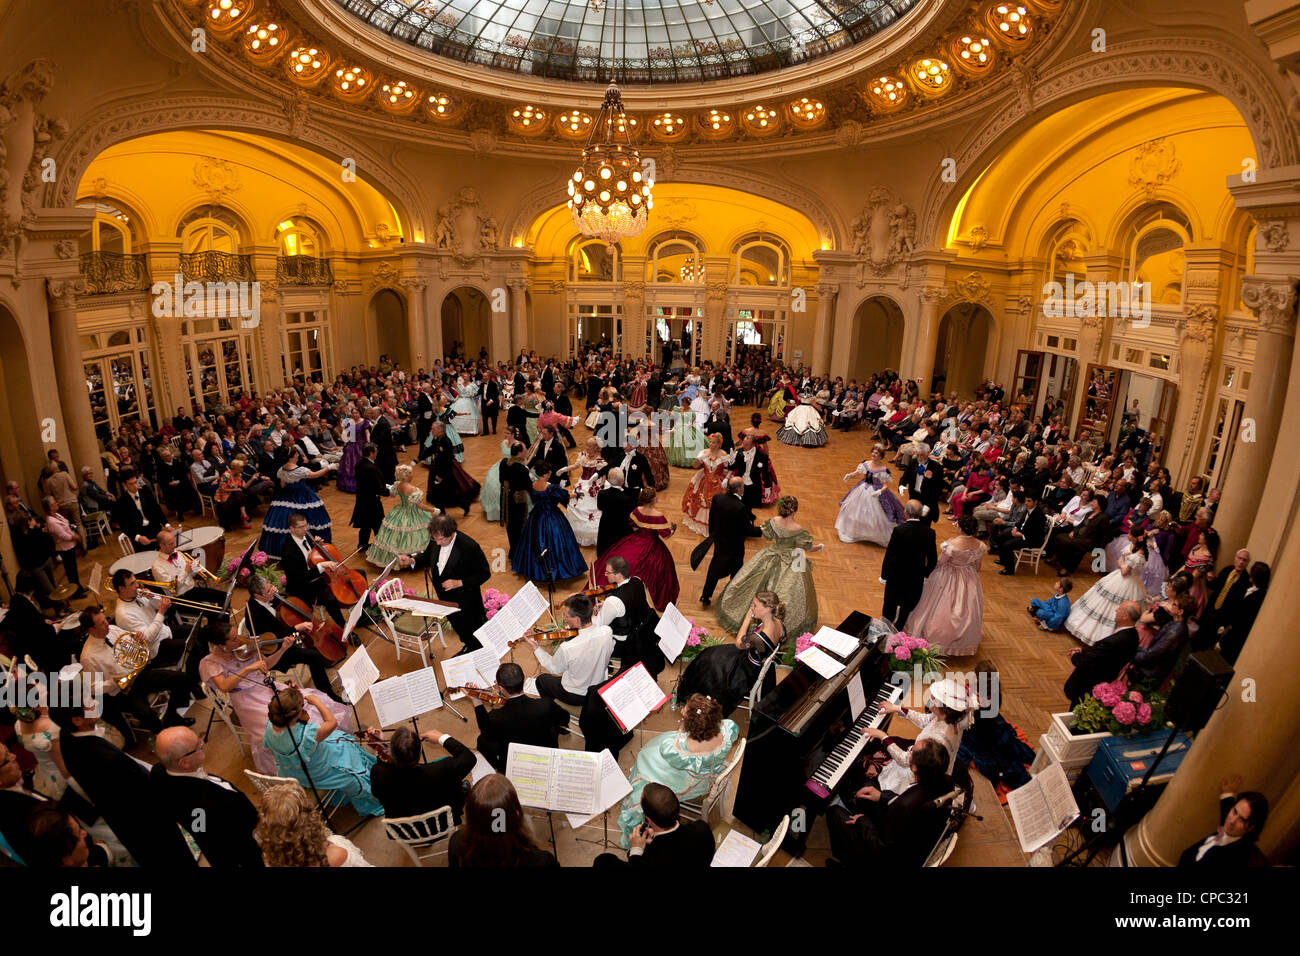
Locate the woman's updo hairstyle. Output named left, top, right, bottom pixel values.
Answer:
left=681, top=693, right=723, bottom=741
left=777, top=495, right=799, bottom=517
left=754, top=589, right=786, bottom=622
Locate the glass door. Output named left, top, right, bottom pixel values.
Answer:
left=1077, top=364, right=1120, bottom=446
left=1204, top=397, right=1246, bottom=489
left=1012, top=349, right=1044, bottom=416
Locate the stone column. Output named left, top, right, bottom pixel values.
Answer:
left=508, top=277, right=529, bottom=357
left=911, top=285, right=946, bottom=392
left=401, top=277, right=428, bottom=370
left=813, top=283, right=838, bottom=376
left=622, top=280, right=645, bottom=361
left=1126, top=515, right=1300, bottom=865
left=1166, top=304, right=1218, bottom=488
left=704, top=281, right=728, bottom=366
left=46, top=277, right=102, bottom=481
left=1215, top=277, right=1298, bottom=558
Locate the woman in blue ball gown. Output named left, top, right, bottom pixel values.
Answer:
left=510, top=461, right=588, bottom=582
left=258, top=447, right=334, bottom=556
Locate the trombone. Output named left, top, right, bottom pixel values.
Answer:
left=134, top=581, right=227, bottom=615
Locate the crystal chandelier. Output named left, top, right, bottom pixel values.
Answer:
left=680, top=254, right=703, bottom=282
left=568, top=0, right=652, bottom=244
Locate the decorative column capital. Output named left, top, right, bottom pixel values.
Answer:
left=920, top=284, right=948, bottom=303
left=815, top=282, right=839, bottom=299
left=1241, top=276, right=1298, bottom=336
left=399, top=276, right=427, bottom=292
left=506, top=276, right=528, bottom=292
left=1178, top=304, right=1218, bottom=345
left=705, top=280, right=728, bottom=304
left=45, top=276, right=85, bottom=310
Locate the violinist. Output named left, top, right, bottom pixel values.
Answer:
left=244, top=576, right=347, bottom=703
left=472, top=663, right=569, bottom=773
left=280, top=512, right=348, bottom=628
left=370, top=726, right=475, bottom=822
left=527, top=594, right=614, bottom=708
left=590, top=556, right=664, bottom=678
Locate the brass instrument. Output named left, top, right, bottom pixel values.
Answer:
left=112, top=630, right=151, bottom=693
left=133, top=581, right=226, bottom=614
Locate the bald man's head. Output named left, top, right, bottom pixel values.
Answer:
left=156, top=726, right=202, bottom=771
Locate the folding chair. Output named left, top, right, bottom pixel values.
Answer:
left=754, top=813, right=791, bottom=867
left=204, top=683, right=251, bottom=758
left=81, top=504, right=111, bottom=548
left=680, top=737, right=747, bottom=824
left=372, top=577, right=443, bottom=665
left=244, top=769, right=344, bottom=816
left=383, top=806, right=456, bottom=866
left=1014, top=516, right=1056, bottom=575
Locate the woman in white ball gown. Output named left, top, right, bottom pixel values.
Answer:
left=905, top=515, right=987, bottom=657
left=776, top=394, right=828, bottom=447
left=1066, top=531, right=1149, bottom=646
left=835, top=444, right=906, bottom=546
left=559, top=437, right=606, bottom=547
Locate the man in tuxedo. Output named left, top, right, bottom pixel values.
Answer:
left=540, top=361, right=556, bottom=396
left=993, top=494, right=1049, bottom=575
left=512, top=366, right=528, bottom=397
left=473, top=663, right=569, bottom=772
left=1048, top=497, right=1110, bottom=574
left=499, top=442, right=532, bottom=554
left=530, top=425, right=570, bottom=484
left=370, top=410, right=398, bottom=484
left=400, top=514, right=491, bottom=652
left=371, top=726, right=475, bottom=822
left=826, top=737, right=953, bottom=868
left=1198, top=549, right=1251, bottom=651
left=593, top=555, right=663, bottom=677
left=595, top=467, right=638, bottom=556
left=1218, top=561, right=1269, bottom=665
left=900, top=448, right=942, bottom=524
left=703, top=400, right=734, bottom=452
left=53, top=703, right=197, bottom=868
left=611, top=434, right=652, bottom=492
left=730, top=433, right=771, bottom=510
left=155, top=444, right=197, bottom=518
left=880, top=500, right=938, bottom=626
left=234, top=591, right=346, bottom=702
left=1177, top=780, right=1269, bottom=868
left=349, top=442, right=388, bottom=550
left=257, top=439, right=286, bottom=491
left=553, top=385, right=577, bottom=448
left=415, top=381, right=435, bottom=456
left=482, top=373, right=501, bottom=435
left=426, top=423, right=475, bottom=515
left=279, top=512, right=348, bottom=627
left=594, top=783, right=715, bottom=867
left=151, top=726, right=263, bottom=866
left=693, top=477, right=761, bottom=605
left=111, top=471, right=168, bottom=550
left=1063, top=601, right=1141, bottom=705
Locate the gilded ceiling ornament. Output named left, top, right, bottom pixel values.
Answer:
left=193, top=156, right=242, bottom=203
left=834, top=119, right=865, bottom=148
left=1258, top=220, right=1290, bottom=252
left=1128, top=138, right=1181, bottom=200
left=368, top=260, right=400, bottom=291
left=657, top=146, right=678, bottom=183
left=657, top=197, right=697, bottom=227
left=469, top=129, right=499, bottom=156
left=850, top=187, right=916, bottom=275
left=284, top=91, right=311, bottom=137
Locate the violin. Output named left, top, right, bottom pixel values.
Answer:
left=508, top=627, right=581, bottom=648
left=446, top=684, right=506, bottom=707
left=304, top=535, right=368, bottom=605
left=348, top=727, right=393, bottom=763
left=269, top=592, right=348, bottom=665
left=578, top=582, right=618, bottom=599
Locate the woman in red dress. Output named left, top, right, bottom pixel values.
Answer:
left=591, top=486, right=679, bottom=610
left=681, top=432, right=731, bottom=535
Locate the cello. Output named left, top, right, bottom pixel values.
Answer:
left=304, top=534, right=368, bottom=605
left=268, top=591, right=348, bottom=665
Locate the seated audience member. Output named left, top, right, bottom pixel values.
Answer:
left=256, top=781, right=373, bottom=867
left=472, top=662, right=569, bottom=772
left=20, top=807, right=108, bottom=868
left=826, top=738, right=954, bottom=868
left=1132, top=592, right=1193, bottom=687
left=371, top=726, right=475, bottom=822
left=1063, top=601, right=1142, bottom=706
left=149, top=726, right=263, bottom=867
left=448, top=774, right=559, bottom=868
left=594, top=783, right=715, bottom=867
left=527, top=593, right=615, bottom=707
left=1178, top=777, right=1269, bottom=868
left=1028, top=577, right=1073, bottom=632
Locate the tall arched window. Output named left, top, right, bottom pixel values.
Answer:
left=276, top=216, right=328, bottom=257
left=568, top=238, right=620, bottom=282
left=1122, top=203, right=1192, bottom=306
left=178, top=205, right=245, bottom=253
left=647, top=231, right=704, bottom=283
left=76, top=202, right=135, bottom=254
left=732, top=234, right=790, bottom=286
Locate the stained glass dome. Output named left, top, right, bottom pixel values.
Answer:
left=332, top=0, right=921, bottom=83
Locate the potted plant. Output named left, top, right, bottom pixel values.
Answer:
left=883, top=631, right=947, bottom=675
left=781, top=631, right=816, bottom=667
left=482, top=587, right=511, bottom=619
left=1073, top=681, right=1166, bottom=736
left=220, top=547, right=284, bottom=592
left=680, top=619, right=724, bottom=662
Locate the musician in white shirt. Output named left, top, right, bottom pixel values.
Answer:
left=150, top=530, right=226, bottom=606
left=861, top=678, right=970, bottom=795
left=111, top=570, right=178, bottom=659
left=528, top=593, right=614, bottom=707
left=78, top=608, right=194, bottom=732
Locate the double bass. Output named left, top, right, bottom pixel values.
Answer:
left=268, top=591, right=348, bottom=665
left=304, top=534, right=368, bottom=605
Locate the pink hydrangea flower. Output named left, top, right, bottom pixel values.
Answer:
left=238, top=568, right=250, bottom=580
left=1135, top=703, right=1152, bottom=725
left=405, top=587, right=415, bottom=596
left=894, top=646, right=910, bottom=661
left=279, top=573, right=287, bottom=585
left=252, top=552, right=267, bottom=567
left=686, top=631, right=701, bottom=647
left=1112, top=701, right=1136, bottom=725
left=1128, top=691, right=1143, bottom=705
left=1093, top=682, right=1121, bottom=707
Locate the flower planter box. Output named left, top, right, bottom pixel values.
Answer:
left=1045, top=712, right=1112, bottom=764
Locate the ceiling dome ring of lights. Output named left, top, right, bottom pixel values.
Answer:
left=332, top=0, right=923, bottom=84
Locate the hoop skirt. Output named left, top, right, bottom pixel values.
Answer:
left=835, top=465, right=905, bottom=546
left=480, top=440, right=512, bottom=523
left=591, top=508, right=679, bottom=610
left=566, top=466, right=604, bottom=547
left=645, top=443, right=671, bottom=491
left=259, top=468, right=332, bottom=556
left=717, top=520, right=817, bottom=639
left=335, top=419, right=370, bottom=493
left=665, top=412, right=708, bottom=467
left=451, top=383, right=481, bottom=436
left=905, top=540, right=987, bottom=656
left=366, top=489, right=431, bottom=567
left=766, top=388, right=794, bottom=422
left=1066, top=547, right=1149, bottom=646
left=680, top=450, right=731, bottom=536
left=777, top=404, right=828, bottom=447
left=511, top=483, right=588, bottom=581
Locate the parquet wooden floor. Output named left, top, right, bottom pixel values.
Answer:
left=72, top=402, right=1100, bottom=866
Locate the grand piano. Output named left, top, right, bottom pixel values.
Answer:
left=732, top=611, right=903, bottom=837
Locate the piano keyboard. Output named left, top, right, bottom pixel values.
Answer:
left=805, top=683, right=905, bottom=797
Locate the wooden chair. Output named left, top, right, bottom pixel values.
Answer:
left=680, top=736, right=747, bottom=824
left=117, top=532, right=134, bottom=555
left=372, top=577, right=445, bottom=665
left=382, top=806, right=456, bottom=866
left=244, top=769, right=344, bottom=816
left=1014, top=516, right=1056, bottom=576
left=754, top=813, right=791, bottom=867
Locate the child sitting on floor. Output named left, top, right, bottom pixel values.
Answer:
left=1028, top=577, right=1072, bottom=632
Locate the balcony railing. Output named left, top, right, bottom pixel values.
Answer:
left=78, top=251, right=151, bottom=295
left=277, top=255, right=334, bottom=286
left=179, top=251, right=254, bottom=283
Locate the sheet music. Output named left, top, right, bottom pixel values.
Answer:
left=336, top=645, right=380, bottom=705
left=340, top=595, right=369, bottom=648
left=847, top=669, right=868, bottom=721
left=654, top=602, right=691, bottom=662
left=598, top=663, right=669, bottom=731
left=565, top=749, right=633, bottom=828
left=796, top=645, right=846, bottom=679
left=440, top=649, right=499, bottom=700
left=469, top=750, right=496, bottom=784
left=369, top=667, right=444, bottom=726
left=88, top=563, right=103, bottom=597
left=505, top=743, right=600, bottom=814
left=1007, top=762, right=1080, bottom=854
left=711, top=829, right=762, bottom=867
left=810, top=626, right=858, bottom=658
left=382, top=596, right=459, bottom=617
left=474, top=582, right=548, bottom=659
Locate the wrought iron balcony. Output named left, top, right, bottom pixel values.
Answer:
left=179, top=251, right=255, bottom=283
left=276, top=255, right=334, bottom=286
left=78, top=251, right=151, bottom=295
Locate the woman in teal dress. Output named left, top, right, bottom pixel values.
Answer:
left=616, top=693, right=739, bottom=848
left=366, top=463, right=437, bottom=567
left=265, top=685, right=384, bottom=818
left=665, top=395, right=707, bottom=468
left=717, top=496, right=825, bottom=640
